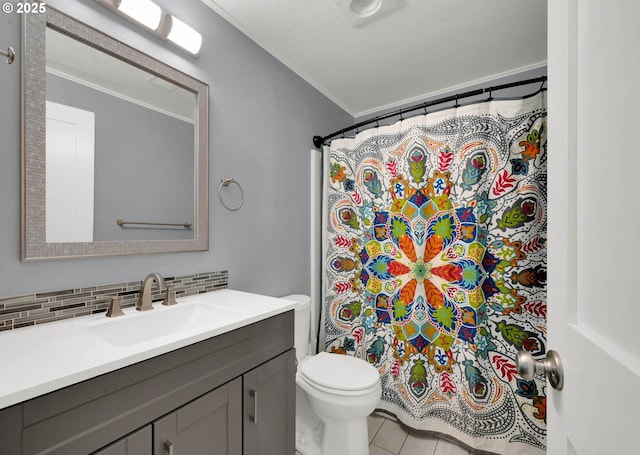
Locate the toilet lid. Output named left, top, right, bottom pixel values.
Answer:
left=300, top=352, right=379, bottom=392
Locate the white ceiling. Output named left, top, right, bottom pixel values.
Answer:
left=201, top=0, right=547, bottom=117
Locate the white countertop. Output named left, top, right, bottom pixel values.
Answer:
left=0, top=289, right=295, bottom=410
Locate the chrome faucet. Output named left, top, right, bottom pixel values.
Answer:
left=137, top=272, right=167, bottom=311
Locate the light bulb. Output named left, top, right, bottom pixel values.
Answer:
left=117, top=0, right=162, bottom=30
left=167, top=16, right=203, bottom=55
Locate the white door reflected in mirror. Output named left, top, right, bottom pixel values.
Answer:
left=45, top=100, right=95, bottom=243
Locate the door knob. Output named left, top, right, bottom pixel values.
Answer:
left=516, top=350, right=564, bottom=390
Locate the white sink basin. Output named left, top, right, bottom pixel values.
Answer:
left=0, top=289, right=296, bottom=410
left=85, top=301, right=239, bottom=347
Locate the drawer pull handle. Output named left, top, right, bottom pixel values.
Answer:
left=250, top=389, right=258, bottom=423
left=164, top=440, right=174, bottom=455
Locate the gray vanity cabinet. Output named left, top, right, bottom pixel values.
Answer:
left=243, top=348, right=296, bottom=455
left=153, top=378, right=242, bottom=455
left=0, top=311, right=294, bottom=455
left=92, top=426, right=152, bottom=455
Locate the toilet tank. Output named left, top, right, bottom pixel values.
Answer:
left=282, top=294, right=311, bottom=364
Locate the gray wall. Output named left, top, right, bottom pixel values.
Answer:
left=0, top=0, right=352, bottom=296
left=47, top=73, right=195, bottom=241
left=356, top=66, right=547, bottom=124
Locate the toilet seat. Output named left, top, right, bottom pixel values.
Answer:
left=300, top=352, right=379, bottom=396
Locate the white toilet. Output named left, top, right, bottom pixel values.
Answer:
left=283, top=294, right=382, bottom=455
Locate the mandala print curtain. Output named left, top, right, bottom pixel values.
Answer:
left=323, top=92, right=547, bottom=455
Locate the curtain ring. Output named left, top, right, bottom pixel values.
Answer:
left=218, top=177, right=244, bottom=211
left=454, top=94, right=460, bottom=108
left=488, top=87, right=494, bottom=101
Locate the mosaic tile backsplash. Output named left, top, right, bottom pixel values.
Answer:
left=0, top=271, right=228, bottom=332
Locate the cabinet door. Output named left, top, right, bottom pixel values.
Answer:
left=243, top=349, right=296, bottom=455
left=92, top=425, right=152, bottom=455
left=153, top=378, right=242, bottom=455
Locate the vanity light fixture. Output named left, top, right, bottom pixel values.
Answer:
left=95, top=0, right=203, bottom=57
left=115, top=0, right=162, bottom=30
left=166, top=15, right=203, bottom=56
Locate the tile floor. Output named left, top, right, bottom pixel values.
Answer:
left=367, top=413, right=471, bottom=455
left=297, top=412, right=472, bottom=455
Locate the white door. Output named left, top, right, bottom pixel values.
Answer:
left=547, top=1, right=640, bottom=453
left=45, top=101, right=95, bottom=243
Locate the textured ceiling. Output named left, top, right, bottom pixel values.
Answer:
left=201, top=0, right=547, bottom=117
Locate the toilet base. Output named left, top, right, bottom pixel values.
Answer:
left=321, top=417, right=369, bottom=455
left=296, top=416, right=370, bottom=455
left=296, top=386, right=372, bottom=455
left=296, top=429, right=322, bottom=455
left=296, top=388, right=323, bottom=455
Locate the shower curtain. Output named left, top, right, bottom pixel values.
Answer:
left=323, top=92, right=547, bottom=455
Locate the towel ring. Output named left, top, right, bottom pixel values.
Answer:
left=218, top=177, right=244, bottom=211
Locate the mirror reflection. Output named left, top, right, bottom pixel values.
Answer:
left=45, top=28, right=196, bottom=242
left=21, top=7, right=209, bottom=260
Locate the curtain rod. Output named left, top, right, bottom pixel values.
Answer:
left=312, top=75, right=547, bottom=148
